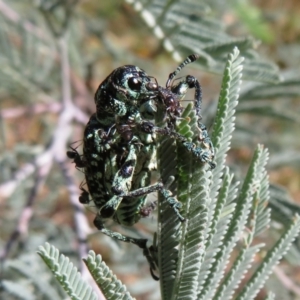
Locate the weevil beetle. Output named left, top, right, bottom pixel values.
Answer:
left=69, top=56, right=216, bottom=279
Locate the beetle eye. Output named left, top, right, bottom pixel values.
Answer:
left=128, top=77, right=142, bottom=91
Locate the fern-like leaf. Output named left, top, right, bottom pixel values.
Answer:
left=156, top=103, right=184, bottom=299
left=83, top=251, right=135, bottom=300
left=1, top=280, right=35, bottom=300
left=239, top=78, right=300, bottom=101
left=197, top=145, right=268, bottom=299
left=210, top=47, right=243, bottom=201
left=196, top=168, right=237, bottom=288
left=157, top=103, right=199, bottom=300
left=37, top=243, right=98, bottom=300
left=236, top=215, right=300, bottom=300
left=248, top=147, right=271, bottom=239
left=7, top=257, right=62, bottom=299
left=237, top=103, right=299, bottom=123
left=124, top=0, right=279, bottom=83
left=194, top=47, right=243, bottom=291
left=213, top=245, right=263, bottom=300
left=173, top=166, right=210, bottom=300
left=264, top=291, right=276, bottom=300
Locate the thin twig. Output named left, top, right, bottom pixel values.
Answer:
left=56, top=36, right=105, bottom=300
left=0, top=102, right=88, bottom=124
left=0, top=35, right=88, bottom=263
left=57, top=160, right=92, bottom=262
left=0, top=149, right=54, bottom=198
left=0, top=103, right=61, bottom=119
left=0, top=6, right=104, bottom=298
left=0, top=163, right=51, bottom=261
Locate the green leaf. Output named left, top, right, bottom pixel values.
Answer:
left=264, top=292, right=276, bottom=300
left=237, top=104, right=299, bottom=123
left=124, top=0, right=280, bottom=83
left=247, top=147, right=271, bottom=241
left=240, top=79, right=300, bottom=101
left=197, top=145, right=268, bottom=300
left=213, top=245, right=263, bottom=300
left=84, top=251, right=135, bottom=300
left=236, top=215, right=300, bottom=300
left=1, top=280, right=35, bottom=300
left=210, top=46, right=243, bottom=201
left=7, top=258, right=62, bottom=299
left=37, top=243, right=98, bottom=300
